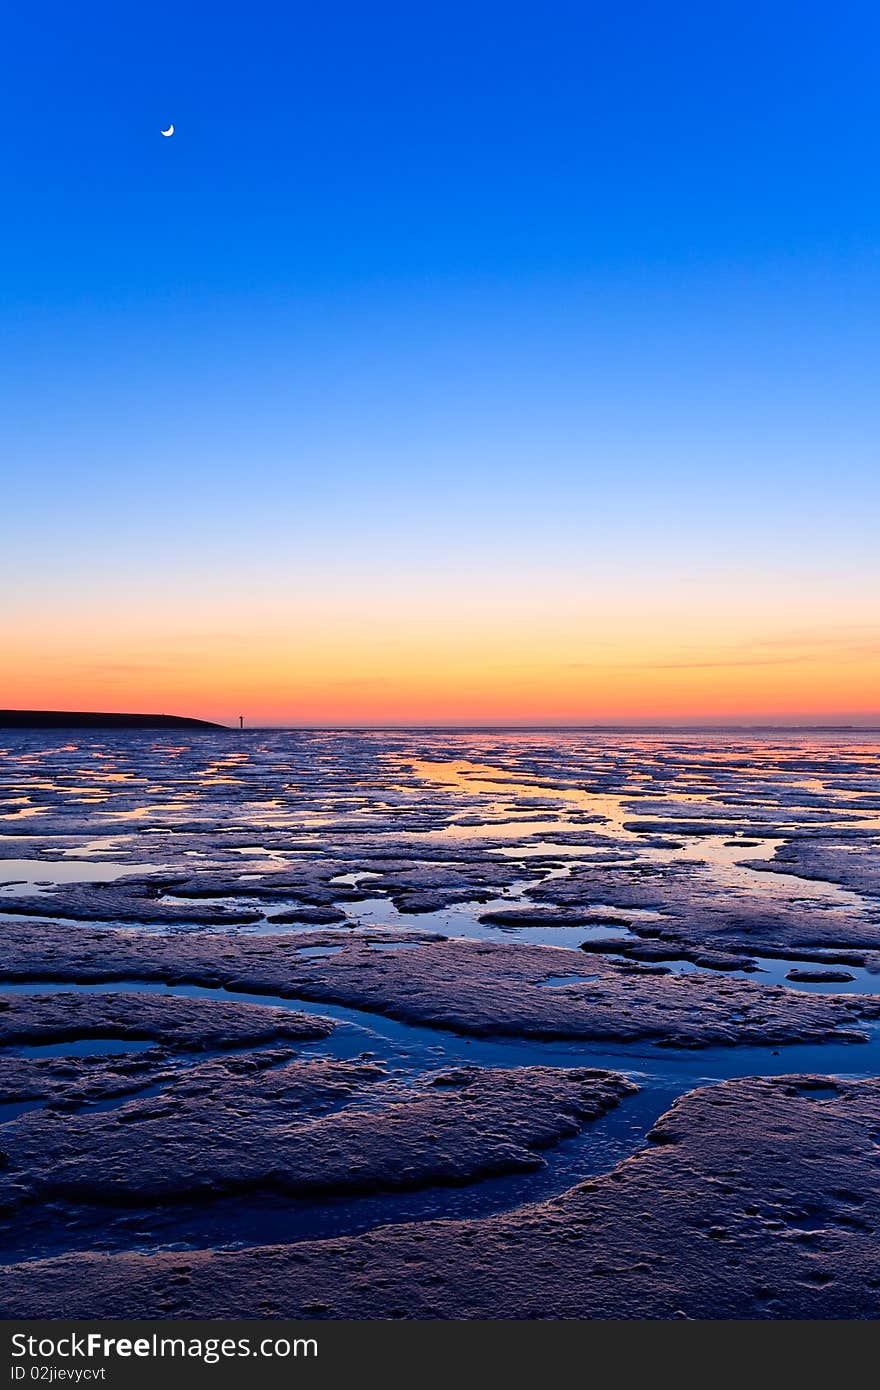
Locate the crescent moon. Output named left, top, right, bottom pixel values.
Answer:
left=160, top=124, right=174, bottom=137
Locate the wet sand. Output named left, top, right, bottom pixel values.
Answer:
left=1, top=729, right=879, bottom=1316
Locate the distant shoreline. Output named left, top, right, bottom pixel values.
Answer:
left=0, top=710, right=228, bottom=731
left=1, top=713, right=877, bottom=735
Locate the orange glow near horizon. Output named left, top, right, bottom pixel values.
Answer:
left=4, top=590, right=880, bottom=727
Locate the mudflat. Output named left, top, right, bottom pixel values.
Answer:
left=1, top=728, right=879, bottom=1317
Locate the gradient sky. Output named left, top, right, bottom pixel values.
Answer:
left=2, top=2, right=879, bottom=725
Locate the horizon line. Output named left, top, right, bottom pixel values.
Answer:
left=238, top=722, right=880, bottom=733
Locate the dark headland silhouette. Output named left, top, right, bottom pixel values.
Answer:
left=0, top=710, right=228, bottom=731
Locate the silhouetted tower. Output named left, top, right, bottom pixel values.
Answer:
left=239, top=715, right=244, bottom=730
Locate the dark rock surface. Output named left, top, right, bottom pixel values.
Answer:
left=785, top=968, right=856, bottom=984
left=3, top=729, right=880, bottom=1318
left=478, top=908, right=633, bottom=930
left=0, top=1049, right=223, bottom=1109
left=4, top=1076, right=878, bottom=1318
left=2, top=923, right=878, bottom=1046
left=750, top=839, right=880, bottom=899
left=525, top=859, right=880, bottom=956
left=0, top=879, right=265, bottom=927
left=0, top=1062, right=635, bottom=1207
left=0, top=857, right=541, bottom=922
left=0, top=990, right=332, bottom=1050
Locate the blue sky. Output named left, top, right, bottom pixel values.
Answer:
left=2, top=2, right=879, bottom=721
